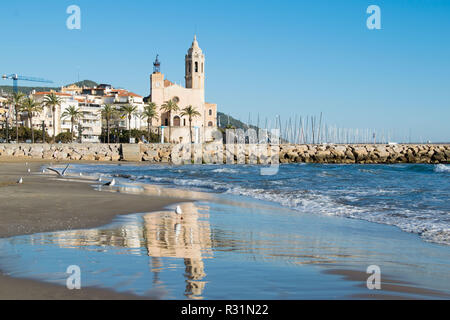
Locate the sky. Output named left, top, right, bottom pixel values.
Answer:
left=0, top=0, right=449, bottom=142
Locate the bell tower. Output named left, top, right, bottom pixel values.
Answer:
left=185, top=35, right=205, bottom=90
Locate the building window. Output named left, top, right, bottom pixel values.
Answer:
left=209, top=109, right=212, bottom=116
left=183, top=119, right=186, bottom=126
left=165, top=119, right=168, bottom=126
left=208, top=121, right=213, bottom=127
left=173, top=116, right=181, bottom=127
left=195, top=62, right=199, bottom=73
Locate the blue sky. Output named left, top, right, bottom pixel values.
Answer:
left=0, top=0, right=449, bottom=142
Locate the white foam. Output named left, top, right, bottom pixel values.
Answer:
left=211, top=168, right=238, bottom=174
left=434, top=164, right=450, bottom=173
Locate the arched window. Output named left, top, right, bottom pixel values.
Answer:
left=173, top=116, right=181, bottom=127
left=195, top=62, right=199, bottom=73
left=208, top=121, right=213, bottom=127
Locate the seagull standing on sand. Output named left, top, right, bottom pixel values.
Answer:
left=27, top=168, right=31, bottom=173
left=175, top=206, right=183, bottom=215
left=17, top=177, right=23, bottom=184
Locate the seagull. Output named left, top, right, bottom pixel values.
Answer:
left=17, top=177, right=23, bottom=184
left=79, top=172, right=83, bottom=177
left=27, top=168, right=31, bottom=173
left=175, top=206, right=183, bottom=215
left=104, top=179, right=116, bottom=186
left=42, top=169, right=46, bottom=174
left=46, top=164, right=70, bottom=177
left=97, top=176, right=103, bottom=182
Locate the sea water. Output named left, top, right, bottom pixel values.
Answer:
left=66, top=163, right=450, bottom=245
left=0, top=163, right=449, bottom=299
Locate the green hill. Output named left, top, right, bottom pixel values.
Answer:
left=69, top=80, right=98, bottom=88
left=218, top=112, right=259, bottom=130
left=0, top=80, right=99, bottom=95
left=0, top=85, right=58, bottom=95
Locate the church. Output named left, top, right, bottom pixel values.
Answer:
left=147, top=36, right=218, bottom=143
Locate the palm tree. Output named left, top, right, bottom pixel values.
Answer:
left=43, top=93, right=63, bottom=143
left=101, top=104, right=117, bottom=144
left=160, top=100, right=179, bottom=143
left=61, top=105, right=83, bottom=142
left=120, top=104, right=138, bottom=140
left=141, top=103, right=159, bottom=142
left=181, top=105, right=201, bottom=144
left=8, top=92, right=25, bottom=143
left=20, top=97, right=42, bottom=143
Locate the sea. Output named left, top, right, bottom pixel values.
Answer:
left=0, top=163, right=448, bottom=299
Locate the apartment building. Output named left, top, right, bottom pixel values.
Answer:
left=31, top=84, right=145, bottom=143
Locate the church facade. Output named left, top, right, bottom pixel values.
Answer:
left=148, top=36, right=218, bottom=143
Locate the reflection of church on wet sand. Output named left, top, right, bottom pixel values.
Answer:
left=144, top=202, right=213, bottom=299
left=43, top=202, right=213, bottom=299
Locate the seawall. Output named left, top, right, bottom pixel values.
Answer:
left=0, top=143, right=448, bottom=164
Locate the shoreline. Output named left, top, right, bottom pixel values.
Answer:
left=0, top=160, right=449, bottom=300
left=0, top=161, right=187, bottom=299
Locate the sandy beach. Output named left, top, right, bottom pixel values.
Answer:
left=0, top=160, right=449, bottom=300
left=0, top=161, right=184, bottom=300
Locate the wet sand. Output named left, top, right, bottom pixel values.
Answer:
left=323, top=269, right=450, bottom=300
left=0, top=161, right=184, bottom=300
left=0, top=160, right=448, bottom=300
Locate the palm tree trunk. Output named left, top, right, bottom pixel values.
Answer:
left=71, top=119, right=74, bottom=142
left=107, top=119, right=110, bottom=144
left=128, top=116, right=131, bottom=142
left=168, top=111, right=172, bottom=143
left=147, top=120, right=151, bottom=142
left=30, top=115, right=34, bottom=144
left=52, top=106, right=56, bottom=143
left=15, top=107, right=19, bottom=143
left=189, top=119, right=193, bottom=144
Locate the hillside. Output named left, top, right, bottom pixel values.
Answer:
left=0, top=80, right=99, bottom=95
left=69, top=80, right=98, bottom=88
left=218, top=112, right=259, bottom=130
left=0, top=85, right=58, bottom=95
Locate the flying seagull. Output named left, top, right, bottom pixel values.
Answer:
left=17, top=177, right=23, bottom=184
left=104, top=179, right=116, bottom=186
left=46, top=164, right=70, bottom=177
